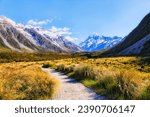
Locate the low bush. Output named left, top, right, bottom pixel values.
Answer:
left=42, top=63, right=51, bottom=68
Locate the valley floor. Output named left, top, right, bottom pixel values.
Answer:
left=42, top=68, right=105, bottom=100
left=0, top=56, right=150, bottom=100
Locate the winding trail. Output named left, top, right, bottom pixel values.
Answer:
left=42, top=68, right=105, bottom=100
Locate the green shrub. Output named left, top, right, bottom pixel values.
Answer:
left=42, top=63, right=51, bottom=68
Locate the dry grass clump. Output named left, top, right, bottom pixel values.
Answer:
left=114, top=70, right=142, bottom=99
left=56, top=64, right=75, bottom=74
left=0, top=63, right=59, bottom=100
left=141, top=85, right=150, bottom=99
left=56, top=64, right=66, bottom=72
left=73, top=65, right=104, bottom=80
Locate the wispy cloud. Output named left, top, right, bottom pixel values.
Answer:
left=49, top=26, right=78, bottom=42
left=27, top=19, right=53, bottom=26
left=50, top=26, right=71, bottom=35
left=65, top=36, right=79, bottom=42
left=26, top=20, right=78, bottom=42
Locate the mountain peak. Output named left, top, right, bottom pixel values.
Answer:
left=80, top=34, right=123, bottom=52
left=93, top=32, right=100, bottom=36
left=0, top=16, right=16, bottom=25
left=88, top=34, right=103, bottom=40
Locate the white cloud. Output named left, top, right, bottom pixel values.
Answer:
left=27, top=19, right=53, bottom=26
left=50, top=26, right=72, bottom=35
left=48, top=26, right=78, bottom=42
left=65, top=36, right=79, bottom=42
left=26, top=21, right=78, bottom=42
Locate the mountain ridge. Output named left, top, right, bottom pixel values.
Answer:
left=0, top=16, right=83, bottom=53
left=103, top=13, right=150, bottom=56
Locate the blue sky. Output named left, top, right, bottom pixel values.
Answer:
left=0, top=0, right=150, bottom=44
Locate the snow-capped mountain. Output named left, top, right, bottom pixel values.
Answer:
left=79, top=34, right=122, bottom=52
left=0, top=16, right=83, bottom=53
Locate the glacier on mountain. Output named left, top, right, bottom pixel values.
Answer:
left=79, top=34, right=122, bottom=52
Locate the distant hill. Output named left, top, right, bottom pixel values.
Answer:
left=103, top=13, right=150, bottom=56
left=0, top=16, right=83, bottom=53
left=79, top=34, right=122, bottom=52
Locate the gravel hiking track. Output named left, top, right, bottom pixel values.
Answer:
left=42, top=68, right=105, bottom=100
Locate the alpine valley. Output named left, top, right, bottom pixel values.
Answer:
left=0, top=12, right=150, bottom=100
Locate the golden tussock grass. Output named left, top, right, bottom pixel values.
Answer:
left=0, top=62, right=59, bottom=100
left=44, top=56, right=150, bottom=99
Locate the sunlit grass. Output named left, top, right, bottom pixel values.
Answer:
left=0, top=55, right=149, bottom=100
left=0, top=62, right=60, bottom=100
left=44, top=56, right=150, bottom=99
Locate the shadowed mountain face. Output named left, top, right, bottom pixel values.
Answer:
left=0, top=17, right=39, bottom=52
left=0, top=16, right=83, bottom=53
left=104, top=13, right=150, bottom=56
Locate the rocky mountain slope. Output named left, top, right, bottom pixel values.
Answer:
left=0, top=16, right=83, bottom=53
left=104, top=13, right=150, bottom=56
